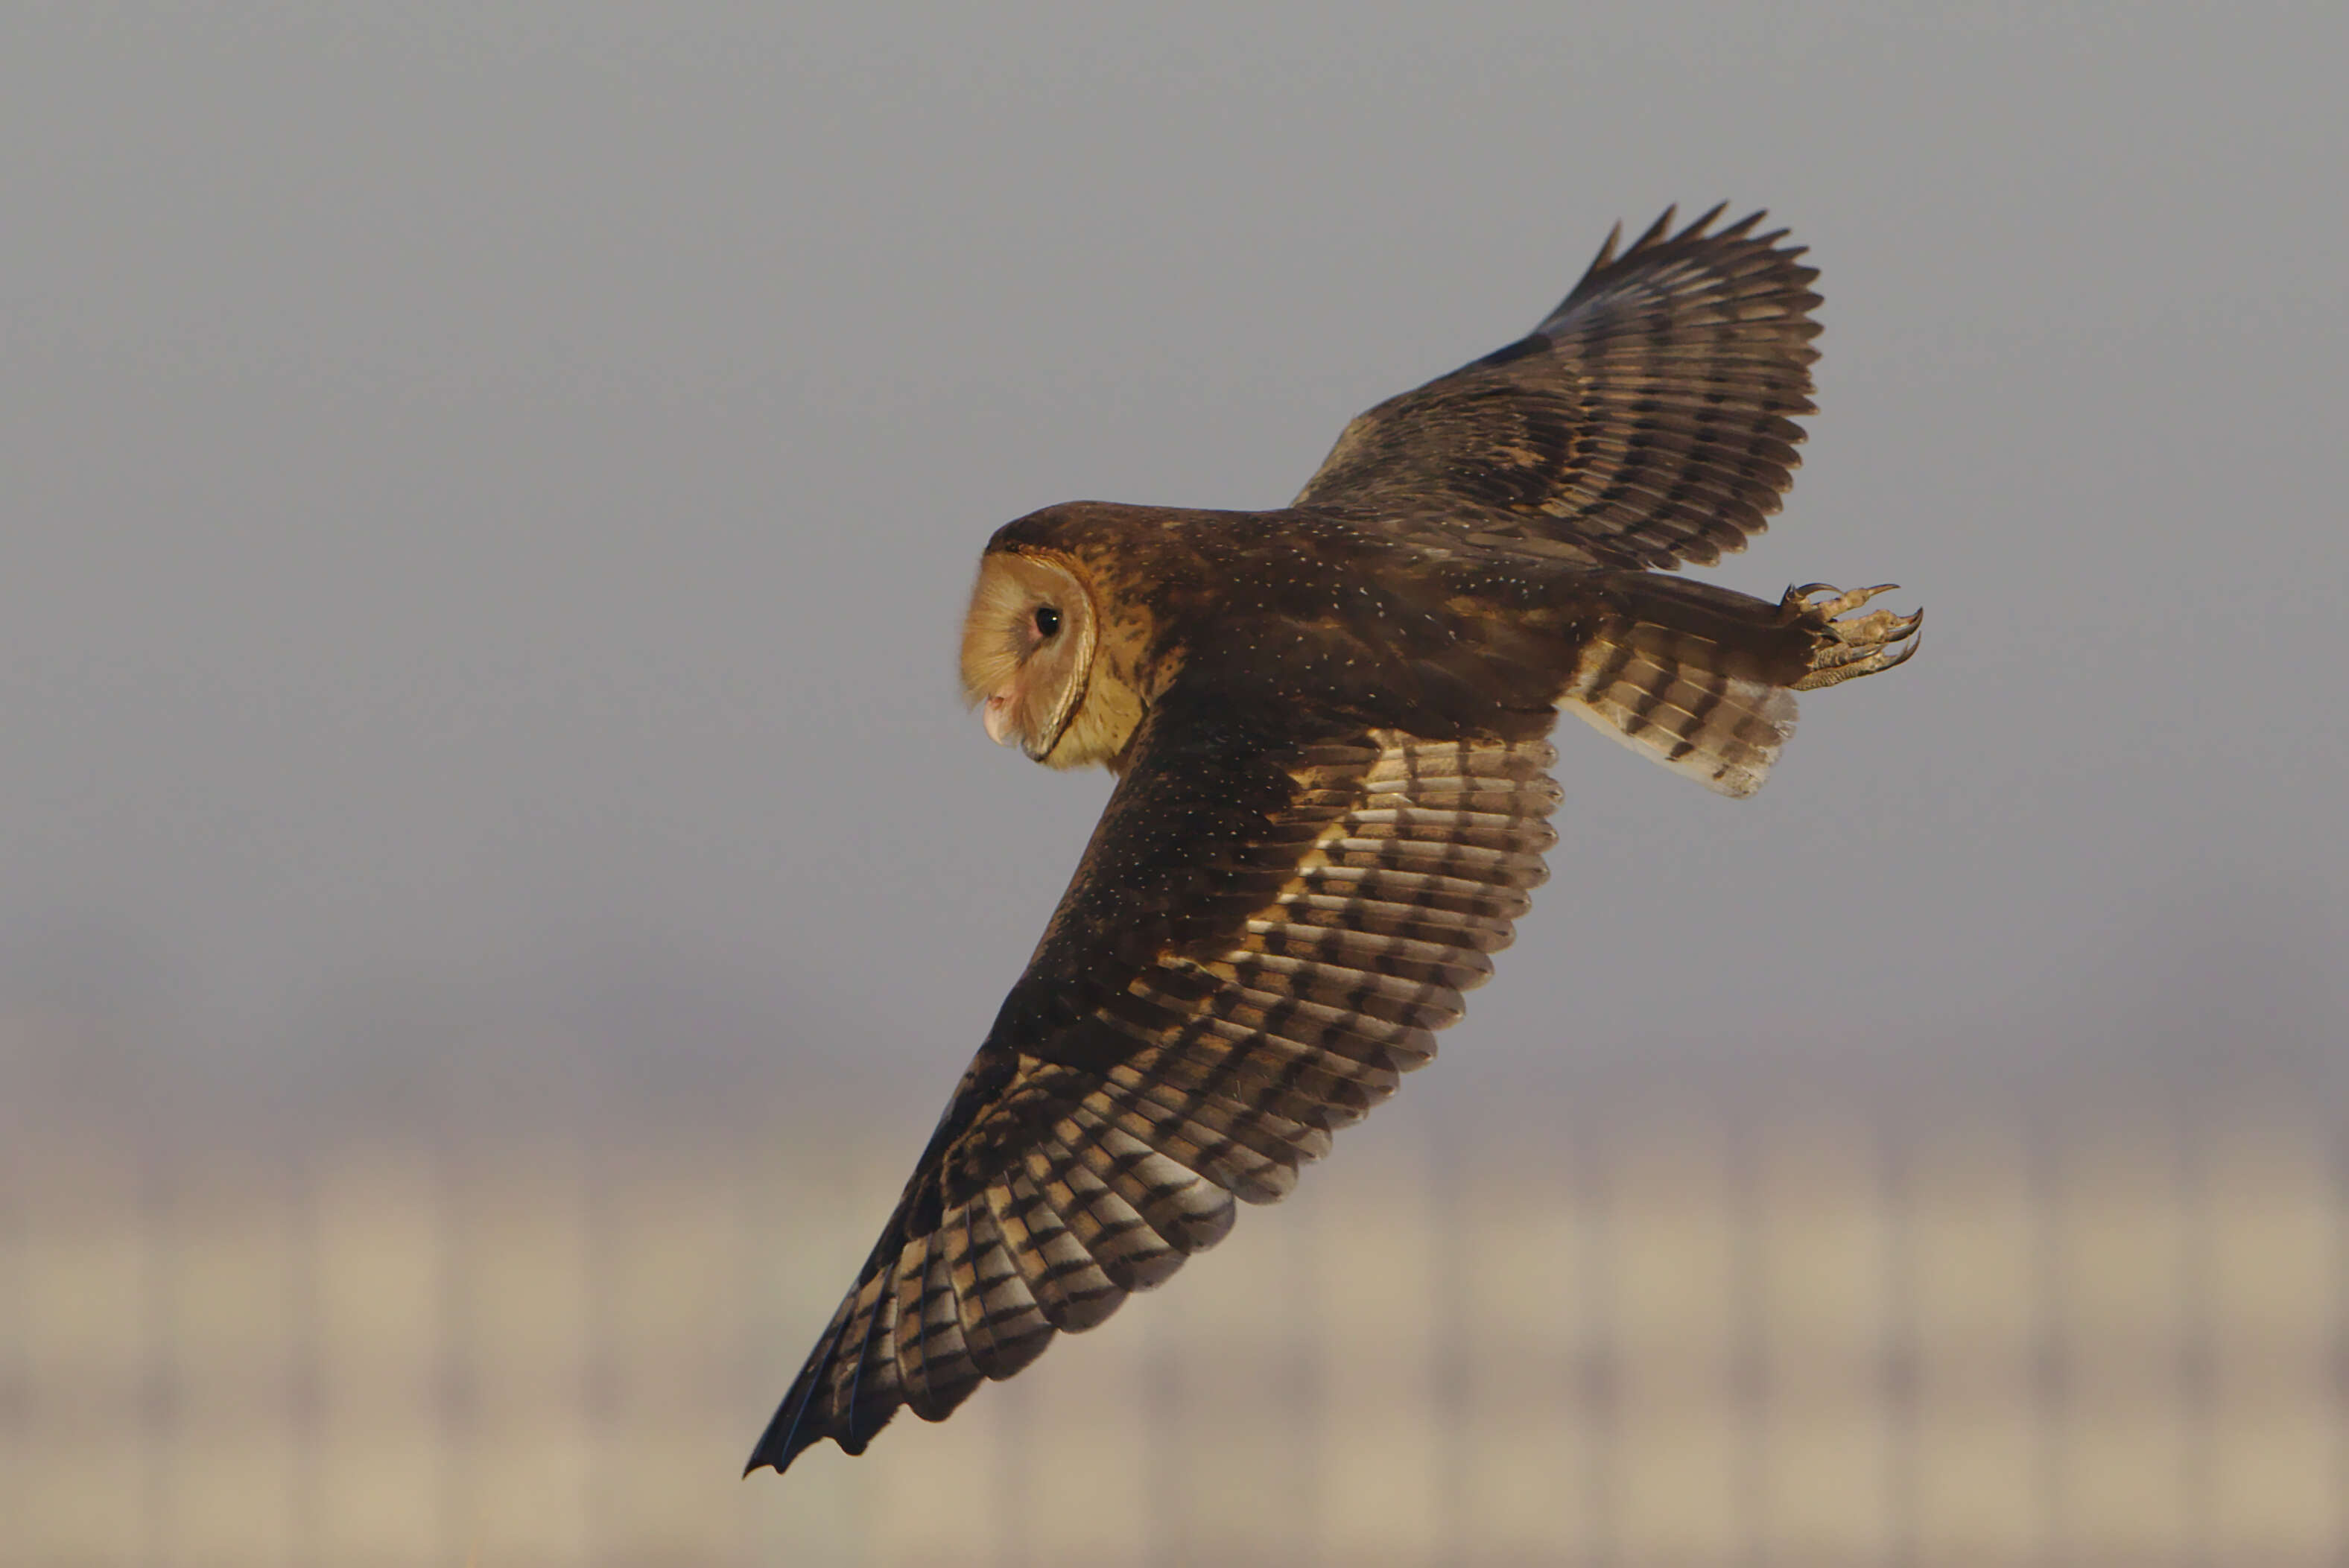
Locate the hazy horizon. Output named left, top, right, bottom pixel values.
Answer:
left=4, top=7, right=2344, bottom=1143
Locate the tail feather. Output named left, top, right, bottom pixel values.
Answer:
left=1565, top=643, right=1797, bottom=797
left=1560, top=574, right=1821, bottom=799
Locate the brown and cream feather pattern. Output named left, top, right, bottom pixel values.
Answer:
left=1296, top=203, right=1821, bottom=570
left=749, top=205, right=1918, bottom=1477
left=750, top=646, right=1566, bottom=1471
left=751, top=704, right=1563, bottom=1471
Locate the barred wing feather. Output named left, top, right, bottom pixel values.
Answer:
left=746, top=720, right=1560, bottom=1474
left=1295, top=204, right=1822, bottom=571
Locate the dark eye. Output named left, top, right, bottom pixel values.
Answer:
left=1033, top=606, right=1061, bottom=638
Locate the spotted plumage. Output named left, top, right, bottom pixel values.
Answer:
left=748, top=205, right=1920, bottom=1477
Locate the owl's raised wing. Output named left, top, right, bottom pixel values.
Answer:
left=746, top=690, right=1561, bottom=1476
left=1294, top=205, right=1821, bottom=571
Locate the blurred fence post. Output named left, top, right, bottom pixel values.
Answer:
left=310, top=1145, right=448, bottom=1568
left=1311, top=1127, right=1442, bottom=1567
left=1455, top=1130, right=1589, bottom=1561
left=161, top=1155, right=300, bottom=1567
left=1754, top=1111, right=1893, bottom=1564
left=1905, top=1117, right=2046, bottom=1567
left=1599, top=1106, right=1743, bottom=1565
left=2201, top=1111, right=2342, bottom=1561
left=450, top=1138, right=592, bottom=1567
left=13, top=1143, right=156, bottom=1567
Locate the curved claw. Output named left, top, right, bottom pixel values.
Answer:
left=1789, top=587, right=1923, bottom=691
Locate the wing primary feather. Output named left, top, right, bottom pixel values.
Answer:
left=1106, top=1052, right=1345, bottom=1156
left=1059, top=1098, right=1240, bottom=1253
left=837, top=1266, right=891, bottom=1454
left=998, top=1160, right=1129, bottom=1330
left=1713, top=206, right=1765, bottom=242
left=1588, top=218, right=1624, bottom=272
left=1676, top=200, right=1731, bottom=241
left=891, top=1235, right=940, bottom=1417
left=1033, top=1126, right=1181, bottom=1291
left=746, top=1299, right=845, bottom=1476
left=954, top=1194, right=1055, bottom=1379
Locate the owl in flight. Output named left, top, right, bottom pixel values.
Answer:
left=749, top=205, right=1918, bottom=1476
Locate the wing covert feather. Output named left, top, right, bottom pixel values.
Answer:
left=746, top=714, right=1561, bottom=1475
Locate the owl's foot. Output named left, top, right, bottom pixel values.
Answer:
left=1784, top=583, right=1921, bottom=691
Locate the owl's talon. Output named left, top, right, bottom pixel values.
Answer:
left=1790, top=584, right=1922, bottom=691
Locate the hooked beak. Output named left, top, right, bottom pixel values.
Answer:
left=981, top=692, right=1017, bottom=748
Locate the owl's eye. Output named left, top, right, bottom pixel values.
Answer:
left=1033, top=606, right=1062, bottom=638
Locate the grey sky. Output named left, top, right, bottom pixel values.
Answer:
left=4, top=6, right=2344, bottom=1135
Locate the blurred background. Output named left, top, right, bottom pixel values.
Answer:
left=2, top=5, right=2343, bottom=1565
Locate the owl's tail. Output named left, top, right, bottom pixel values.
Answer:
left=1559, top=572, right=1918, bottom=799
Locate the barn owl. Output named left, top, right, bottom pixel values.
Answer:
left=748, top=205, right=1918, bottom=1476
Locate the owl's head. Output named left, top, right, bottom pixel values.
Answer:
left=961, top=547, right=1115, bottom=766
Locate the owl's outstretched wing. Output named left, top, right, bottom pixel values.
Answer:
left=1294, top=205, right=1821, bottom=571
left=746, top=691, right=1561, bottom=1476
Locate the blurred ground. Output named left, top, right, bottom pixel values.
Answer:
left=4, top=1056, right=2339, bottom=1567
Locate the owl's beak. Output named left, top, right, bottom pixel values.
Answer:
left=981, top=692, right=1017, bottom=748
